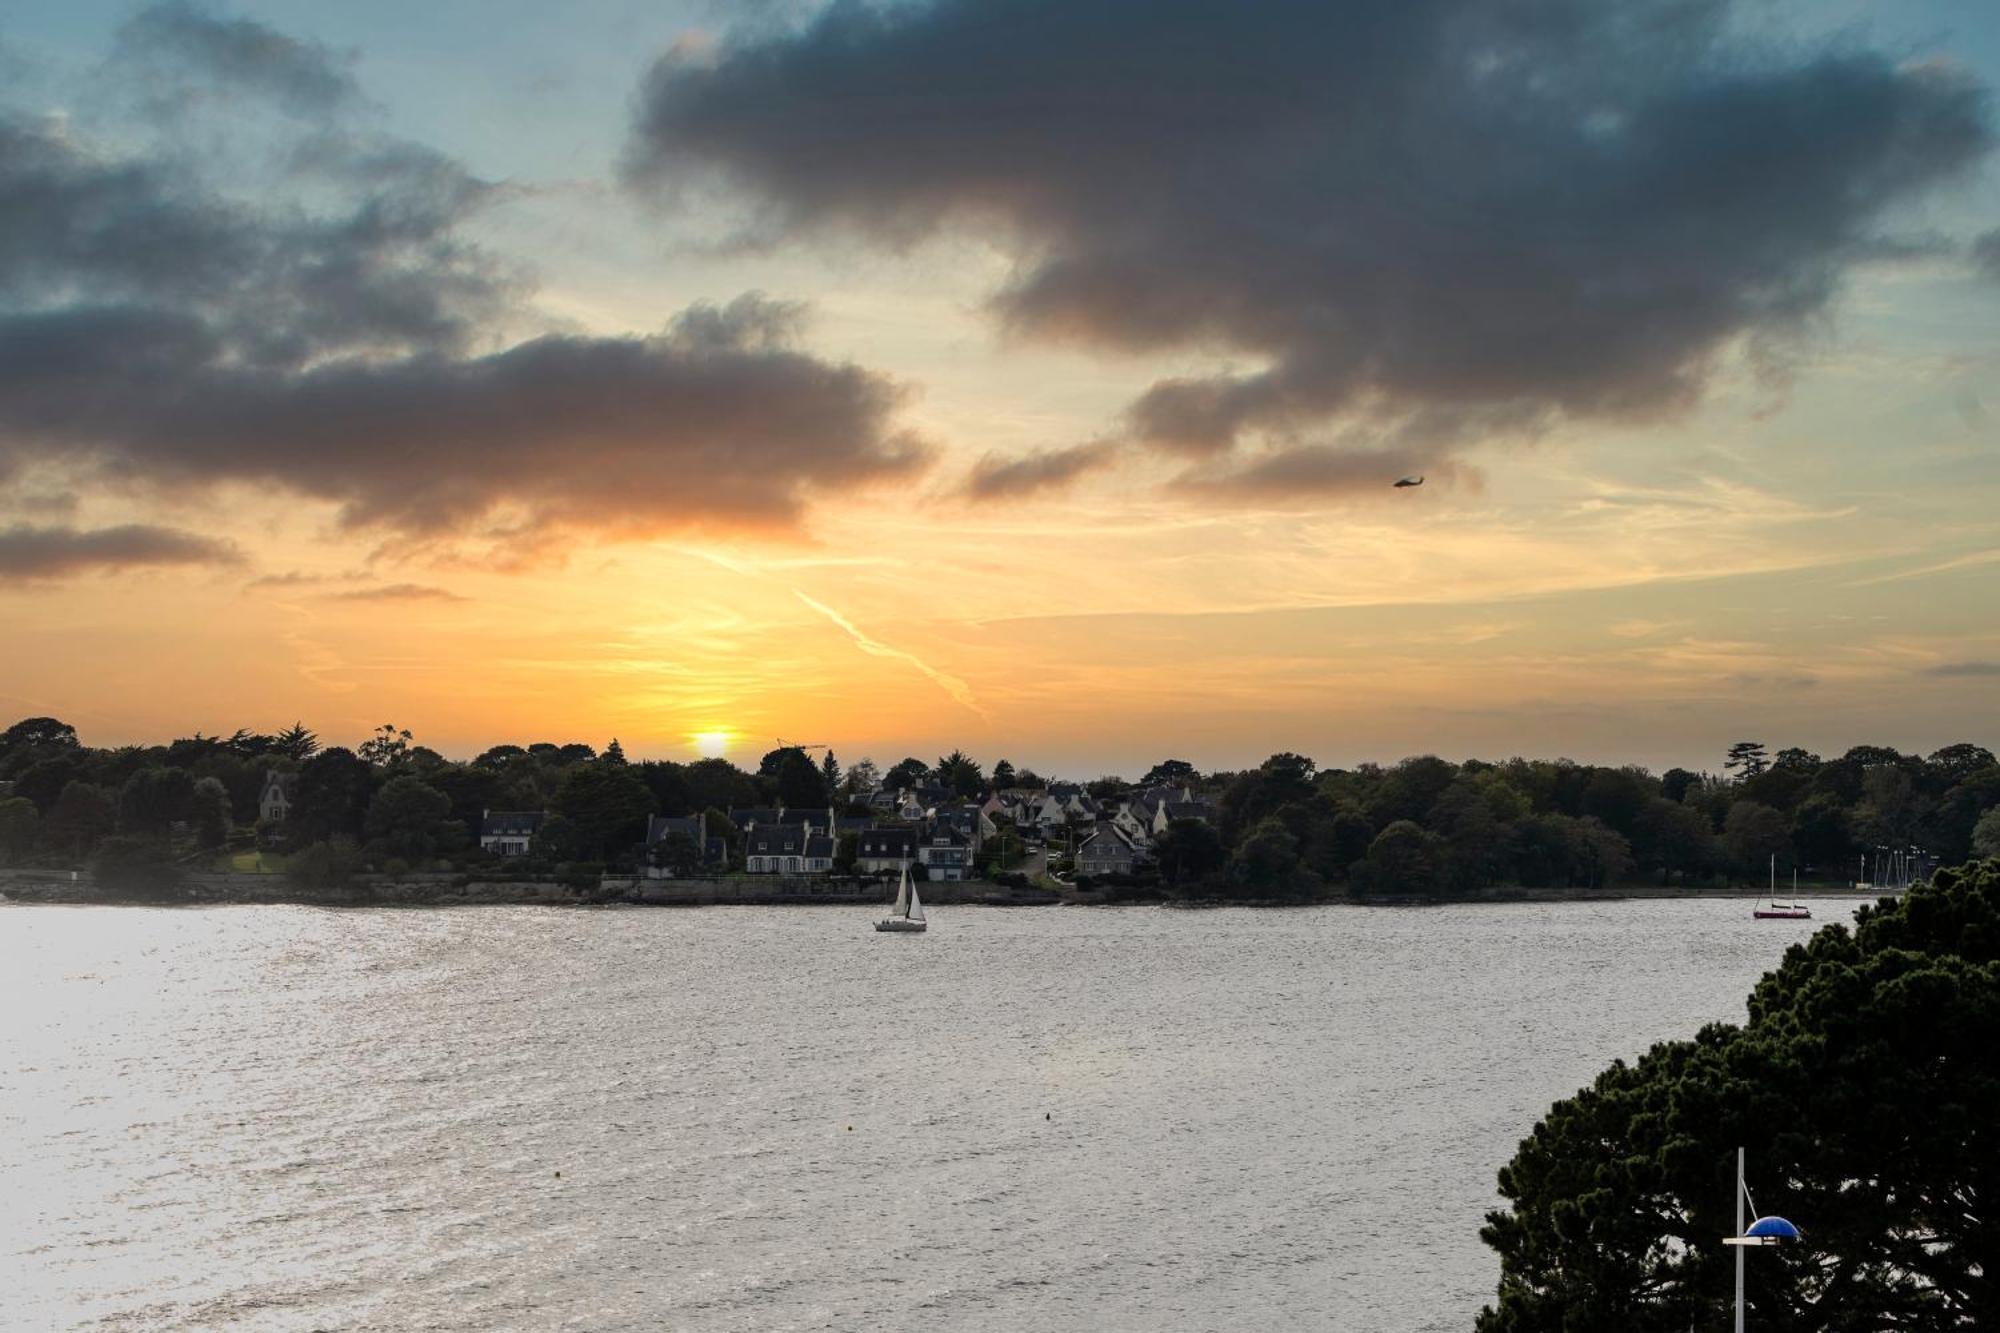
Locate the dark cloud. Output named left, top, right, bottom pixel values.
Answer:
left=0, top=18, right=931, bottom=548
left=1974, top=228, right=2000, bottom=281
left=631, top=0, right=1992, bottom=492
left=1925, top=661, right=2000, bottom=678
left=325, top=582, right=466, bottom=602
left=963, top=441, right=1118, bottom=499
left=0, top=522, right=241, bottom=580
left=113, top=1, right=361, bottom=117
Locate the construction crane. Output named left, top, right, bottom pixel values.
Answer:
left=774, top=738, right=829, bottom=754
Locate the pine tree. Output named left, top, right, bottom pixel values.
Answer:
left=604, top=738, right=627, bottom=765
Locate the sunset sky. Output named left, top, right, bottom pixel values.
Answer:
left=3, top=0, right=1997, bottom=776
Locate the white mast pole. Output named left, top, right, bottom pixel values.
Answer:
left=1735, top=1146, right=1746, bottom=1333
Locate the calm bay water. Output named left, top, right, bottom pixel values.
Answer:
left=0, top=898, right=1864, bottom=1332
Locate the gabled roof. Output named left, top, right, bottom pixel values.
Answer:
left=644, top=814, right=703, bottom=844
left=859, top=827, right=916, bottom=855
left=746, top=823, right=813, bottom=855
left=729, top=806, right=783, bottom=829
left=482, top=810, right=545, bottom=837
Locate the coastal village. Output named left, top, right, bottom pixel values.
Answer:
left=0, top=720, right=1991, bottom=903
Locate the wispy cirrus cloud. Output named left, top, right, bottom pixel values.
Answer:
left=324, top=582, right=467, bottom=603
left=793, top=590, right=987, bottom=719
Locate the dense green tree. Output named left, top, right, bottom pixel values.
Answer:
left=1478, top=861, right=2000, bottom=1332
left=1140, top=759, right=1198, bottom=787
left=289, top=748, right=375, bottom=845
left=118, top=766, right=195, bottom=839
left=1660, top=767, right=1700, bottom=804
left=1352, top=819, right=1445, bottom=895
left=12, top=754, right=82, bottom=813
left=820, top=750, right=841, bottom=796
left=1220, top=752, right=1319, bottom=839
left=1227, top=816, right=1317, bottom=899
left=1154, top=817, right=1227, bottom=889
left=1973, top=809, right=2000, bottom=859
left=772, top=748, right=829, bottom=808
left=357, top=724, right=413, bottom=769
left=0, top=796, right=38, bottom=862
left=933, top=750, right=985, bottom=800
left=553, top=762, right=657, bottom=860
left=759, top=745, right=808, bottom=776
left=0, top=716, right=80, bottom=764
left=191, top=776, right=231, bottom=850
left=272, top=722, right=319, bottom=760
left=1790, top=792, right=1853, bottom=873
left=1724, top=740, right=1769, bottom=779
left=603, top=737, right=627, bottom=765
left=286, top=837, right=363, bottom=893
left=884, top=757, right=930, bottom=790
left=363, top=777, right=455, bottom=861
left=428, top=764, right=511, bottom=831
left=990, top=758, right=1017, bottom=790
left=843, top=757, right=881, bottom=796
left=1925, top=742, right=1995, bottom=784
left=45, top=781, right=115, bottom=859
left=90, top=836, right=182, bottom=899
left=475, top=744, right=529, bottom=767
left=1722, top=800, right=1792, bottom=878
left=647, top=832, right=703, bottom=877
left=1367, top=754, right=1458, bottom=828
left=530, top=813, right=582, bottom=862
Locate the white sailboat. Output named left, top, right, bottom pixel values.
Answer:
left=875, top=861, right=928, bottom=933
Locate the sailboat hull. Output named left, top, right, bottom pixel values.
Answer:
left=874, top=918, right=928, bottom=932
left=1753, top=907, right=1811, bottom=920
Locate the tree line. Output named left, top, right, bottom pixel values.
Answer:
left=1, top=716, right=1994, bottom=899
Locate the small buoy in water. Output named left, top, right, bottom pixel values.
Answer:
left=846, top=1125, right=853, bottom=1131
left=555, top=1171, right=561, bottom=1178
left=1045, top=1112, right=1051, bottom=1121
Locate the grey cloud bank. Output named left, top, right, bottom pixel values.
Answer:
left=0, top=4, right=929, bottom=555
left=631, top=0, right=1993, bottom=495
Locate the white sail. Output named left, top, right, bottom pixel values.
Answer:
left=908, top=878, right=925, bottom=923
left=891, top=862, right=911, bottom=917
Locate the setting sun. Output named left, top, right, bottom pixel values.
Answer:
left=693, top=730, right=732, bottom=758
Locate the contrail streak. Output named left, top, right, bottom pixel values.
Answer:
left=793, top=591, right=988, bottom=720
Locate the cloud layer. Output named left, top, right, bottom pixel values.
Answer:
left=631, top=0, right=1993, bottom=494
left=0, top=522, right=240, bottom=580
left=0, top=4, right=929, bottom=554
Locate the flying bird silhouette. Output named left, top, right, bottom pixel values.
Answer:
left=1393, top=475, right=1424, bottom=488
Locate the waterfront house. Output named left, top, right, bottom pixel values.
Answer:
left=641, top=813, right=727, bottom=875
left=745, top=822, right=836, bottom=874
left=728, top=806, right=784, bottom=832
left=1077, top=825, right=1140, bottom=877
left=258, top=770, right=295, bottom=824
left=480, top=809, right=545, bottom=857
left=1152, top=800, right=1218, bottom=837
left=855, top=826, right=917, bottom=873
left=916, top=827, right=974, bottom=881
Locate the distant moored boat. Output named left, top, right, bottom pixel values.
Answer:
left=1753, top=856, right=1810, bottom=920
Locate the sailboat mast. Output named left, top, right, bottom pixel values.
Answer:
left=1735, top=1147, right=1746, bottom=1333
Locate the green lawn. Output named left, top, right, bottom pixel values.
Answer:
left=222, top=850, right=287, bottom=874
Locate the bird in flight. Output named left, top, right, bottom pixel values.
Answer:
left=1393, top=475, right=1424, bottom=488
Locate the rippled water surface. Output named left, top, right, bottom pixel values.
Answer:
left=1, top=898, right=1866, bottom=1331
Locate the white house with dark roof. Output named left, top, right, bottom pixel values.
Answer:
left=480, top=809, right=545, bottom=857
left=856, top=826, right=917, bottom=873
left=915, top=827, right=974, bottom=881
left=745, top=822, right=835, bottom=874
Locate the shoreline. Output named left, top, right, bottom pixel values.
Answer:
left=0, top=868, right=1894, bottom=911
